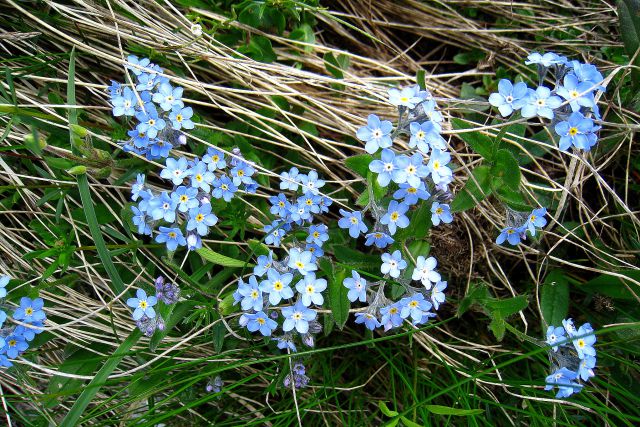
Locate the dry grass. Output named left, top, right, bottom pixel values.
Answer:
left=0, top=0, right=638, bottom=424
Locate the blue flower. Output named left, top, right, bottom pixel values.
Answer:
left=155, top=226, right=186, bottom=251
left=556, top=74, right=597, bottom=113
left=394, top=153, right=429, bottom=188
left=152, top=82, right=184, bottom=112
left=187, top=203, right=218, bottom=236
left=108, top=80, right=123, bottom=97
left=338, top=209, right=368, bottom=238
left=578, top=355, right=596, bottom=382
left=546, top=325, right=566, bottom=352
left=393, top=183, right=430, bottom=206
left=562, top=318, right=578, bottom=337
left=419, top=99, right=444, bottom=123
left=520, top=86, right=562, bottom=119
left=172, top=186, right=199, bottom=213
left=186, top=233, right=202, bottom=251
left=544, top=368, right=582, bottom=398
left=2, top=334, right=28, bottom=359
left=412, top=256, right=441, bottom=289
left=126, top=289, right=157, bottom=321
left=380, top=250, right=407, bottom=278
left=212, top=175, right=237, bottom=202
left=488, top=79, right=528, bottom=117
left=126, top=55, right=151, bottom=75
left=290, top=201, right=311, bottom=224
left=369, top=149, right=401, bottom=187
left=287, top=248, right=317, bottom=276
left=431, top=281, right=447, bottom=310
left=161, top=157, right=191, bottom=186
left=245, top=311, right=277, bottom=336
left=259, top=268, right=294, bottom=305
left=299, top=170, right=325, bottom=195
left=305, top=243, right=324, bottom=259
left=14, top=322, right=44, bottom=341
left=525, top=52, right=566, bottom=67
left=189, top=160, right=215, bottom=192
left=572, top=323, right=596, bottom=359
left=236, top=276, right=263, bottom=311
left=254, top=252, right=274, bottom=277
left=409, top=121, right=446, bottom=154
left=355, top=312, right=380, bottom=330
left=525, top=207, right=547, bottom=236
left=135, top=104, right=166, bottom=139
left=273, top=336, right=297, bottom=352
left=297, top=192, right=322, bottom=215
left=496, top=226, right=526, bottom=246
left=306, top=224, right=329, bottom=246
left=343, top=270, right=367, bottom=303
left=169, top=106, right=195, bottom=130
left=148, top=139, right=172, bottom=159
left=380, top=200, right=410, bottom=235
left=399, top=293, right=432, bottom=323
left=554, top=111, right=599, bottom=152
left=388, top=85, right=426, bottom=109
left=231, top=162, right=256, bottom=187
left=264, top=221, right=286, bottom=246
left=426, top=149, right=453, bottom=187
left=136, top=73, right=158, bottom=92
left=13, top=297, right=46, bottom=323
left=270, top=193, right=292, bottom=218
left=282, top=301, right=317, bottom=334
left=111, top=86, right=137, bottom=117
left=203, top=147, right=227, bottom=170
left=131, top=174, right=146, bottom=201
left=131, top=205, right=152, bottom=235
left=295, top=273, right=327, bottom=306
left=279, top=167, right=300, bottom=191
left=364, top=231, right=394, bottom=249
left=380, top=303, right=404, bottom=330
left=569, top=61, right=605, bottom=90
left=0, top=275, right=8, bottom=298
left=356, top=114, right=393, bottom=154
left=431, top=202, right=453, bottom=226
left=149, top=192, right=177, bottom=223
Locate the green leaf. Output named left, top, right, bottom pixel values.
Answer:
left=400, top=416, right=423, bottom=427
left=450, top=165, right=492, bottom=212
left=457, top=283, right=490, bottom=317
left=344, top=154, right=373, bottom=177
left=368, top=171, right=387, bottom=203
left=324, top=52, right=350, bottom=79
left=425, top=405, right=484, bottom=416
left=493, top=185, right=530, bottom=212
left=60, top=330, right=142, bottom=426
left=196, top=247, right=253, bottom=268
left=484, top=295, right=529, bottom=317
left=247, top=239, right=270, bottom=257
left=239, top=35, right=277, bottom=63
left=492, top=149, right=520, bottom=190
left=489, top=312, right=506, bottom=341
left=580, top=269, right=640, bottom=300
left=328, top=265, right=349, bottom=329
left=619, top=0, right=640, bottom=87
left=289, top=23, right=315, bottom=53
left=451, top=118, right=494, bottom=160
left=378, top=401, right=399, bottom=417
left=540, top=270, right=569, bottom=328
left=394, top=201, right=433, bottom=241
left=416, top=69, right=426, bottom=90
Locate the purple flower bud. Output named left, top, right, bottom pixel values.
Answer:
left=302, top=334, right=314, bottom=348
left=177, top=133, right=187, bottom=145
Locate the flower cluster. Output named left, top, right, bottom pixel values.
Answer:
left=496, top=207, right=547, bottom=246
left=233, top=168, right=332, bottom=374
left=109, top=55, right=193, bottom=160
left=544, top=318, right=596, bottom=398
left=0, top=275, right=46, bottom=368
left=489, top=52, right=604, bottom=152
left=337, top=85, right=452, bottom=330
left=126, top=276, right=180, bottom=336
left=130, top=147, right=258, bottom=251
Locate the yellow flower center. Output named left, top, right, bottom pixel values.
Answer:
left=238, top=170, right=245, bottom=177
left=577, top=339, right=585, bottom=348
left=196, top=214, right=204, bottom=222
left=251, top=290, right=259, bottom=298
left=433, top=161, right=440, bottom=169
left=390, top=212, right=399, bottom=221
left=350, top=217, right=358, bottom=224
left=26, top=308, right=33, bottom=315
left=148, top=119, right=155, bottom=126
left=417, top=131, right=425, bottom=139
left=9, top=340, right=16, bottom=347
left=168, top=232, right=176, bottom=238
left=409, top=301, right=418, bottom=308
left=407, top=188, right=417, bottom=194
left=139, top=300, right=148, bottom=309
left=570, top=90, right=579, bottom=99
left=306, top=285, right=315, bottom=294
left=436, top=208, right=443, bottom=214
left=389, top=307, right=398, bottom=314
left=212, top=155, right=219, bottom=162
left=293, top=313, right=302, bottom=320
left=257, top=317, right=265, bottom=325
left=274, top=281, right=283, bottom=291
left=400, top=96, right=409, bottom=103
left=295, top=261, right=304, bottom=269
left=176, top=114, right=183, bottom=122
left=195, top=174, right=203, bottom=182
left=569, top=127, right=578, bottom=136
left=313, top=231, right=320, bottom=238
left=180, top=195, right=188, bottom=202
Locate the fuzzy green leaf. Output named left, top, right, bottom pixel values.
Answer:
left=452, top=118, right=494, bottom=160
left=450, top=165, right=492, bottom=212
left=540, top=270, right=569, bottom=328
left=344, top=153, right=373, bottom=177
left=425, top=405, right=484, bottom=416
left=197, top=247, right=253, bottom=268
